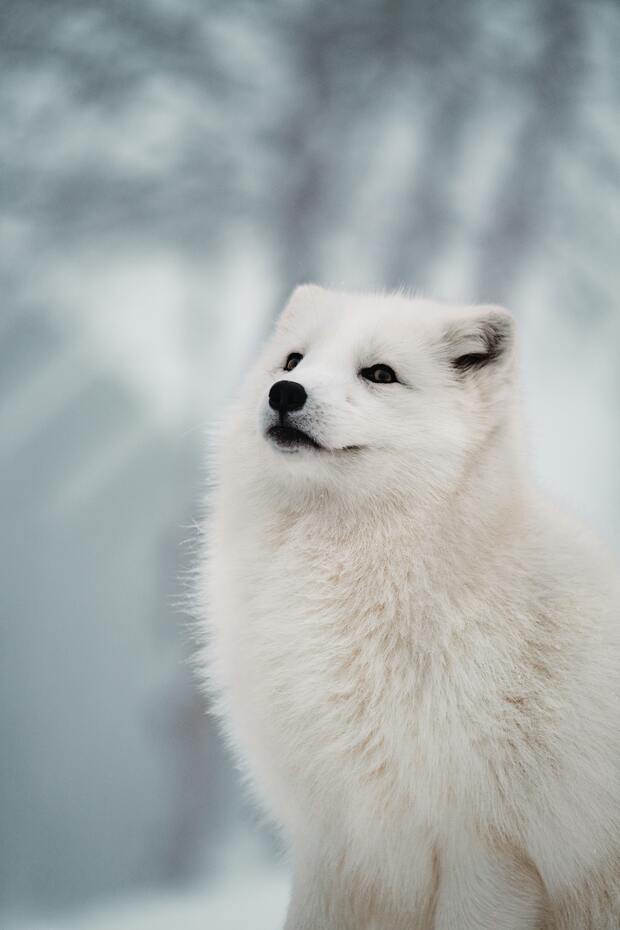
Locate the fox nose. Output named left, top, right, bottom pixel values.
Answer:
left=269, top=379, right=307, bottom=416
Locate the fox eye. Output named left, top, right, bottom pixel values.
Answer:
left=361, top=364, right=398, bottom=384
left=284, top=352, right=303, bottom=372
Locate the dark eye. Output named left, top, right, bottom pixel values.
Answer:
left=361, top=364, right=398, bottom=384
left=284, top=352, right=303, bottom=372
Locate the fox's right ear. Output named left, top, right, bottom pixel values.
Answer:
left=277, top=284, right=323, bottom=330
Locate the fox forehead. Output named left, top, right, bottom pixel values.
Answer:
left=277, top=286, right=457, bottom=354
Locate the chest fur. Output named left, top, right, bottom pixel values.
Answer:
left=221, top=514, right=533, bottom=829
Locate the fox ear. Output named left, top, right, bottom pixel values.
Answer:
left=277, top=284, right=323, bottom=330
left=444, top=305, right=515, bottom=374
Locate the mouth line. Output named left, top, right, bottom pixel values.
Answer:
left=267, top=424, right=323, bottom=450
left=266, top=425, right=362, bottom=454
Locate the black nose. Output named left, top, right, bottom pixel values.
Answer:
left=269, top=379, right=307, bottom=416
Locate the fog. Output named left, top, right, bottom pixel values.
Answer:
left=1, top=0, right=619, bottom=926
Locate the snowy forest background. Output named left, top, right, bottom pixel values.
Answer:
left=1, top=0, right=619, bottom=927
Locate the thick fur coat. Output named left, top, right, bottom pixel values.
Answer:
left=199, top=287, right=620, bottom=929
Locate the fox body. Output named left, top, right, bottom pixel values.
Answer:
left=200, top=287, right=620, bottom=929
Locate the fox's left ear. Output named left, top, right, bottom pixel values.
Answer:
left=443, top=305, right=515, bottom=374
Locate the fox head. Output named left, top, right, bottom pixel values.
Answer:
left=222, top=285, right=519, bottom=509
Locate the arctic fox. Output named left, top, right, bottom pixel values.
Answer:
left=200, top=286, right=620, bottom=929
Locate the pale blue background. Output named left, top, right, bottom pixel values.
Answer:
left=1, top=1, right=619, bottom=926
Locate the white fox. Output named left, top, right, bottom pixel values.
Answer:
left=200, top=286, right=620, bottom=929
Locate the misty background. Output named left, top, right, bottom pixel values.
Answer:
left=1, top=0, right=619, bottom=927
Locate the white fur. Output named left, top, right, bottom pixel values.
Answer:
left=198, top=286, right=620, bottom=929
